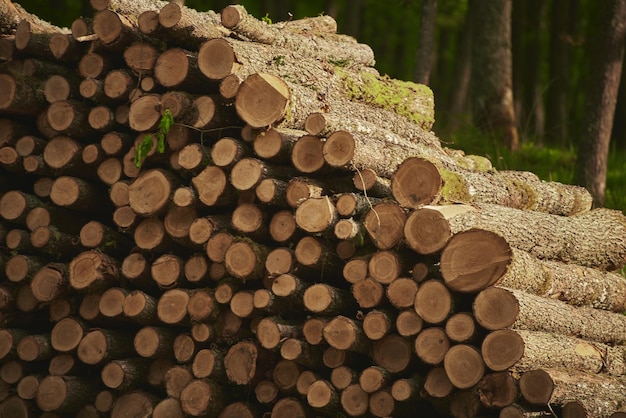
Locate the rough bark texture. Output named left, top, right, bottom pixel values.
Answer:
left=470, top=0, right=519, bottom=151
left=0, top=1, right=625, bottom=417
left=574, top=0, right=626, bottom=206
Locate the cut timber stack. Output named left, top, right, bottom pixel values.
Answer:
left=1, top=0, right=626, bottom=417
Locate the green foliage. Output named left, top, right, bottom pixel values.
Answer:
left=273, top=55, right=286, bottom=66
left=262, top=13, right=273, bottom=24
left=135, top=109, right=174, bottom=168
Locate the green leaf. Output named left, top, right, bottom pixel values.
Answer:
left=261, top=13, right=272, bottom=24
left=156, top=132, right=165, bottom=153
left=159, top=109, right=174, bottom=133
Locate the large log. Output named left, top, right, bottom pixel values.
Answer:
left=430, top=203, right=626, bottom=270
left=473, top=286, right=626, bottom=344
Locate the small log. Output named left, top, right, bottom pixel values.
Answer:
left=110, top=391, right=157, bottom=418
left=123, top=41, right=159, bottom=75
left=294, top=236, right=343, bottom=276
left=192, top=348, right=226, bottom=381
left=5, top=254, right=45, bottom=284
left=0, top=73, right=44, bottom=116
left=128, top=94, right=161, bottom=132
left=340, top=384, right=369, bottom=417
left=43, top=74, right=77, bottom=103
left=481, top=329, right=525, bottom=372
left=129, top=168, right=179, bottom=217
left=307, top=379, right=339, bottom=414
left=92, top=10, right=138, bottom=50
left=79, top=220, right=132, bottom=256
left=295, top=196, right=338, bottom=235
left=230, top=157, right=293, bottom=192
left=395, top=309, right=424, bottom=337
left=210, top=136, right=250, bottom=169
left=134, top=326, right=175, bottom=359
left=323, top=316, right=369, bottom=354
left=272, top=359, right=302, bottom=393
left=253, top=127, right=302, bottom=163
left=386, top=277, right=418, bottom=310
left=224, top=238, right=269, bottom=280
left=69, top=250, right=119, bottom=292
left=414, top=279, right=453, bottom=325
left=77, top=329, right=135, bottom=365
left=36, top=376, right=97, bottom=414
left=414, top=327, right=449, bottom=365
left=364, top=202, right=406, bottom=250
left=46, top=99, right=95, bottom=138
left=279, top=338, right=324, bottom=369
left=303, top=283, right=355, bottom=315
left=268, top=209, right=301, bottom=243
left=351, top=277, right=385, bottom=309
left=123, top=290, right=158, bottom=325
left=50, top=317, right=86, bottom=352
left=192, top=165, right=238, bottom=208
left=165, top=365, right=193, bottom=397
left=290, top=134, right=326, bottom=174
left=50, top=176, right=109, bottom=212
left=224, top=341, right=273, bottom=386
left=476, top=372, right=518, bottom=409
left=101, top=358, right=151, bottom=391
left=154, top=47, right=208, bottom=91
left=444, top=344, right=487, bottom=389
left=98, top=287, right=129, bottom=320
left=256, top=316, right=301, bottom=350
left=362, top=309, right=394, bottom=341
left=30, top=263, right=68, bottom=303
left=157, top=288, right=191, bottom=325
left=255, top=379, right=279, bottom=404
left=231, top=203, right=268, bottom=243
left=445, top=312, right=478, bottom=343
left=372, top=334, right=413, bottom=374
left=151, top=253, right=184, bottom=289
left=235, top=72, right=290, bottom=128
left=188, top=214, right=230, bottom=246
left=424, top=367, right=454, bottom=398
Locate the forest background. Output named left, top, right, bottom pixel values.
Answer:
left=11, top=0, right=626, bottom=212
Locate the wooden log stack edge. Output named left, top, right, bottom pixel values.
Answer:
left=1, top=0, right=626, bottom=417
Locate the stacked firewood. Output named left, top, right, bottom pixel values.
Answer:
left=1, top=0, right=626, bottom=416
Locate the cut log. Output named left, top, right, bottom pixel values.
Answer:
left=414, top=279, right=453, bottom=324
left=363, top=202, right=406, bottom=250
left=473, top=286, right=626, bottom=344
left=434, top=203, right=626, bottom=270
left=519, top=368, right=626, bottom=417
left=507, top=329, right=626, bottom=377
left=440, top=229, right=512, bottom=293
left=235, top=72, right=290, bottom=128
left=323, top=316, right=370, bottom=354
left=36, top=376, right=96, bottom=414
left=77, top=329, right=134, bottom=365
left=69, top=250, right=119, bottom=292
left=221, top=4, right=374, bottom=66
left=414, top=327, right=449, bottom=365
left=443, top=344, right=485, bottom=389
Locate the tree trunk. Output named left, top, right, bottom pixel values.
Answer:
left=470, top=0, right=519, bottom=150
left=574, top=0, right=626, bottom=206
left=413, top=0, right=437, bottom=85
left=545, top=0, right=574, bottom=145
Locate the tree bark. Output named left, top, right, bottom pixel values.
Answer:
left=413, top=0, right=437, bottom=85
left=574, top=0, right=626, bottom=206
left=470, top=0, right=519, bottom=150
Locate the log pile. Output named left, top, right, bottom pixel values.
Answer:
left=1, top=0, right=626, bottom=417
